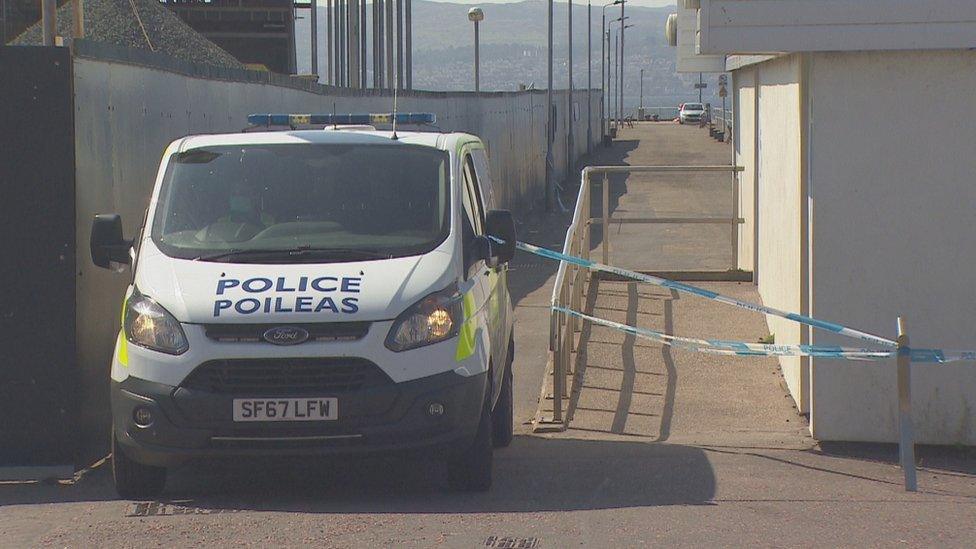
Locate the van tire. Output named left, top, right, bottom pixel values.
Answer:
left=491, top=353, right=514, bottom=448
left=112, top=429, right=166, bottom=499
left=447, top=398, right=493, bottom=492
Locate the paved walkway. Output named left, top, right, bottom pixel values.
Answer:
left=538, top=122, right=806, bottom=447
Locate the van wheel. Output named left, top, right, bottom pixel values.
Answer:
left=491, top=360, right=514, bottom=448
left=447, top=398, right=493, bottom=492
left=112, top=429, right=166, bottom=499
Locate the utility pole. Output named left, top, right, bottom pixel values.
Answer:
left=396, top=0, right=403, bottom=90
left=405, top=0, right=412, bottom=89
left=350, top=0, right=361, bottom=88
left=639, top=68, right=643, bottom=113
left=619, top=0, right=625, bottom=125
left=311, top=0, right=319, bottom=76
left=327, top=0, right=334, bottom=84
left=468, top=8, right=484, bottom=92
left=545, top=0, right=554, bottom=211
left=360, top=0, right=367, bottom=88
left=339, top=0, right=346, bottom=86
left=568, top=0, right=574, bottom=177
left=372, top=0, right=379, bottom=87
left=605, top=29, right=610, bottom=136
left=613, top=36, right=624, bottom=131
left=385, top=0, right=394, bottom=89
left=698, top=72, right=703, bottom=103
left=587, top=1, right=592, bottom=153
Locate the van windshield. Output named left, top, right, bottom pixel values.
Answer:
left=683, top=103, right=703, bottom=111
left=151, top=143, right=450, bottom=263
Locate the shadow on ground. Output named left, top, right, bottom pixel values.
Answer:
left=0, top=436, right=717, bottom=511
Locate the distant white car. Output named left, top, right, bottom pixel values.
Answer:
left=679, top=103, right=705, bottom=124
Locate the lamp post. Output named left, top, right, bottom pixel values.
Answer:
left=587, top=1, right=592, bottom=153
left=601, top=1, right=622, bottom=141
left=567, top=0, right=573, bottom=177
left=639, top=68, right=643, bottom=116
left=605, top=29, right=610, bottom=136
left=619, top=0, right=625, bottom=128
left=546, top=0, right=553, bottom=210
left=613, top=23, right=633, bottom=128
left=468, top=7, right=484, bottom=92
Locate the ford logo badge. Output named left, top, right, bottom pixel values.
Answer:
left=263, top=326, right=310, bottom=346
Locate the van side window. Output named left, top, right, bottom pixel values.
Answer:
left=461, top=155, right=484, bottom=235
left=470, top=149, right=495, bottom=210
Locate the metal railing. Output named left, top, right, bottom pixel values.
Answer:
left=710, top=107, right=733, bottom=140
left=544, top=164, right=744, bottom=426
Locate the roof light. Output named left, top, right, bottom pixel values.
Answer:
left=246, top=113, right=436, bottom=127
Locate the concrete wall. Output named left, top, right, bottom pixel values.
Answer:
left=676, top=4, right=726, bottom=73
left=738, top=55, right=806, bottom=413
left=71, top=47, right=600, bottom=448
left=807, top=50, right=976, bottom=444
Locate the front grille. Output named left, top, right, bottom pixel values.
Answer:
left=181, top=358, right=391, bottom=395
left=203, top=322, right=371, bottom=343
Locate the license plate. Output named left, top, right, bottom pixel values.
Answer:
left=232, top=397, right=338, bottom=422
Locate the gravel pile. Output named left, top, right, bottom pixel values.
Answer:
left=13, top=0, right=244, bottom=69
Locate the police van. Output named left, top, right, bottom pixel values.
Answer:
left=90, top=113, right=517, bottom=498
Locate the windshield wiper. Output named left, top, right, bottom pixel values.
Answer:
left=192, top=247, right=393, bottom=262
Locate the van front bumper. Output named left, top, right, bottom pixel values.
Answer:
left=112, top=369, right=488, bottom=467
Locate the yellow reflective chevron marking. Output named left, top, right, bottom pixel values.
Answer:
left=454, top=291, right=477, bottom=362
left=118, top=294, right=129, bottom=367
left=117, top=332, right=128, bottom=367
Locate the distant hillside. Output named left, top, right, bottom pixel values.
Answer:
left=295, top=0, right=723, bottom=112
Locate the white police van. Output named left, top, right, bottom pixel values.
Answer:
left=90, top=113, right=517, bottom=498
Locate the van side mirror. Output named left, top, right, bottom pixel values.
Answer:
left=90, top=214, right=132, bottom=269
left=485, top=209, right=516, bottom=264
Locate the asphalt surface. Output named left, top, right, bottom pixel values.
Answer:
left=3, top=123, right=975, bottom=547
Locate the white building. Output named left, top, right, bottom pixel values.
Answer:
left=690, top=0, right=976, bottom=444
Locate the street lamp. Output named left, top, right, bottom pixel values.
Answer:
left=614, top=23, right=634, bottom=126
left=601, top=1, right=623, bottom=140
left=468, top=7, right=485, bottom=92
left=619, top=0, right=626, bottom=131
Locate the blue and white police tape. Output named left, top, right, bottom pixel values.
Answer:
left=513, top=240, right=896, bottom=347
left=554, top=306, right=889, bottom=361
left=555, top=307, right=976, bottom=364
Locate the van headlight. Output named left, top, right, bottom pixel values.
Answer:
left=385, top=285, right=463, bottom=352
left=124, top=291, right=188, bottom=355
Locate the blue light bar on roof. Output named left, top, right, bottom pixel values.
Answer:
left=247, top=113, right=436, bottom=127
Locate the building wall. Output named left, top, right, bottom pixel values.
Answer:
left=71, top=50, right=600, bottom=453
left=735, top=54, right=807, bottom=412
left=700, top=0, right=976, bottom=55
left=676, top=5, right=726, bottom=73
left=807, top=50, right=976, bottom=444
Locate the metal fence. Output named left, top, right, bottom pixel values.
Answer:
left=710, top=107, right=733, bottom=139
left=543, top=164, right=744, bottom=425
